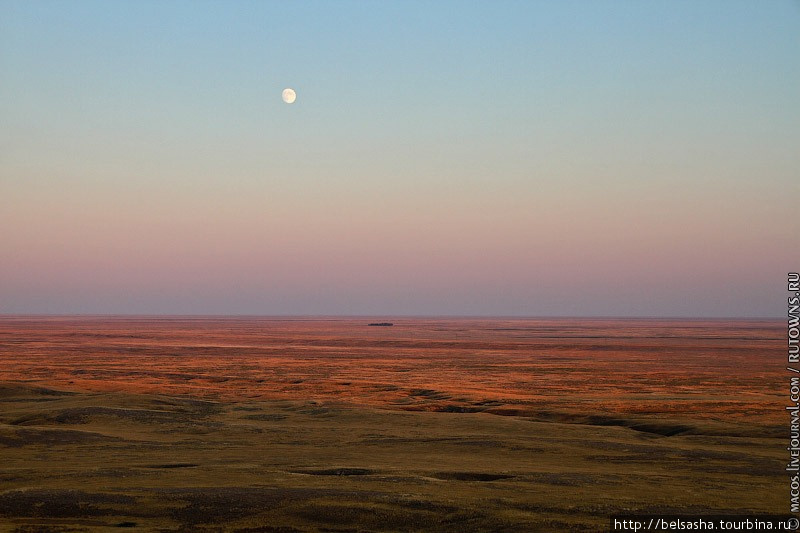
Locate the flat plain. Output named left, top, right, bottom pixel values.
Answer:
left=0, top=317, right=787, bottom=532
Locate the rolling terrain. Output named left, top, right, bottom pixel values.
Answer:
left=0, top=317, right=786, bottom=531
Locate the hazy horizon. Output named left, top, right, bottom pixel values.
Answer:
left=2, top=1, right=798, bottom=317
left=0, top=313, right=783, bottom=320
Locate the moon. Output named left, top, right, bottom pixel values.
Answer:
left=282, top=88, right=296, bottom=104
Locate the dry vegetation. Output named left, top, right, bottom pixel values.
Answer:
left=0, top=317, right=786, bottom=531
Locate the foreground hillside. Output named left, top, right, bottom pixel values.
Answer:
left=0, top=383, right=783, bottom=532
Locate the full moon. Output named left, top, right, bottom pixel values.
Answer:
left=282, top=88, right=296, bottom=104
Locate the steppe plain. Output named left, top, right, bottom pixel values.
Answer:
left=0, top=317, right=786, bottom=532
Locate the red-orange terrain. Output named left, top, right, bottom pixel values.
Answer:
left=0, top=317, right=789, bottom=532
left=0, top=317, right=784, bottom=428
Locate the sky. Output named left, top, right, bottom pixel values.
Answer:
left=1, top=0, right=798, bottom=317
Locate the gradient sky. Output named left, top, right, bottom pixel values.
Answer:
left=1, top=0, right=798, bottom=316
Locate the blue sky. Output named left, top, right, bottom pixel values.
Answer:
left=1, top=0, right=798, bottom=316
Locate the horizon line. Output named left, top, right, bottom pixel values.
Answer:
left=0, top=313, right=784, bottom=321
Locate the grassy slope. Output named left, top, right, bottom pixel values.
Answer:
left=0, top=383, right=784, bottom=532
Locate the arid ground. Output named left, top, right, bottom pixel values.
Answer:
left=0, top=317, right=786, bottom=532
